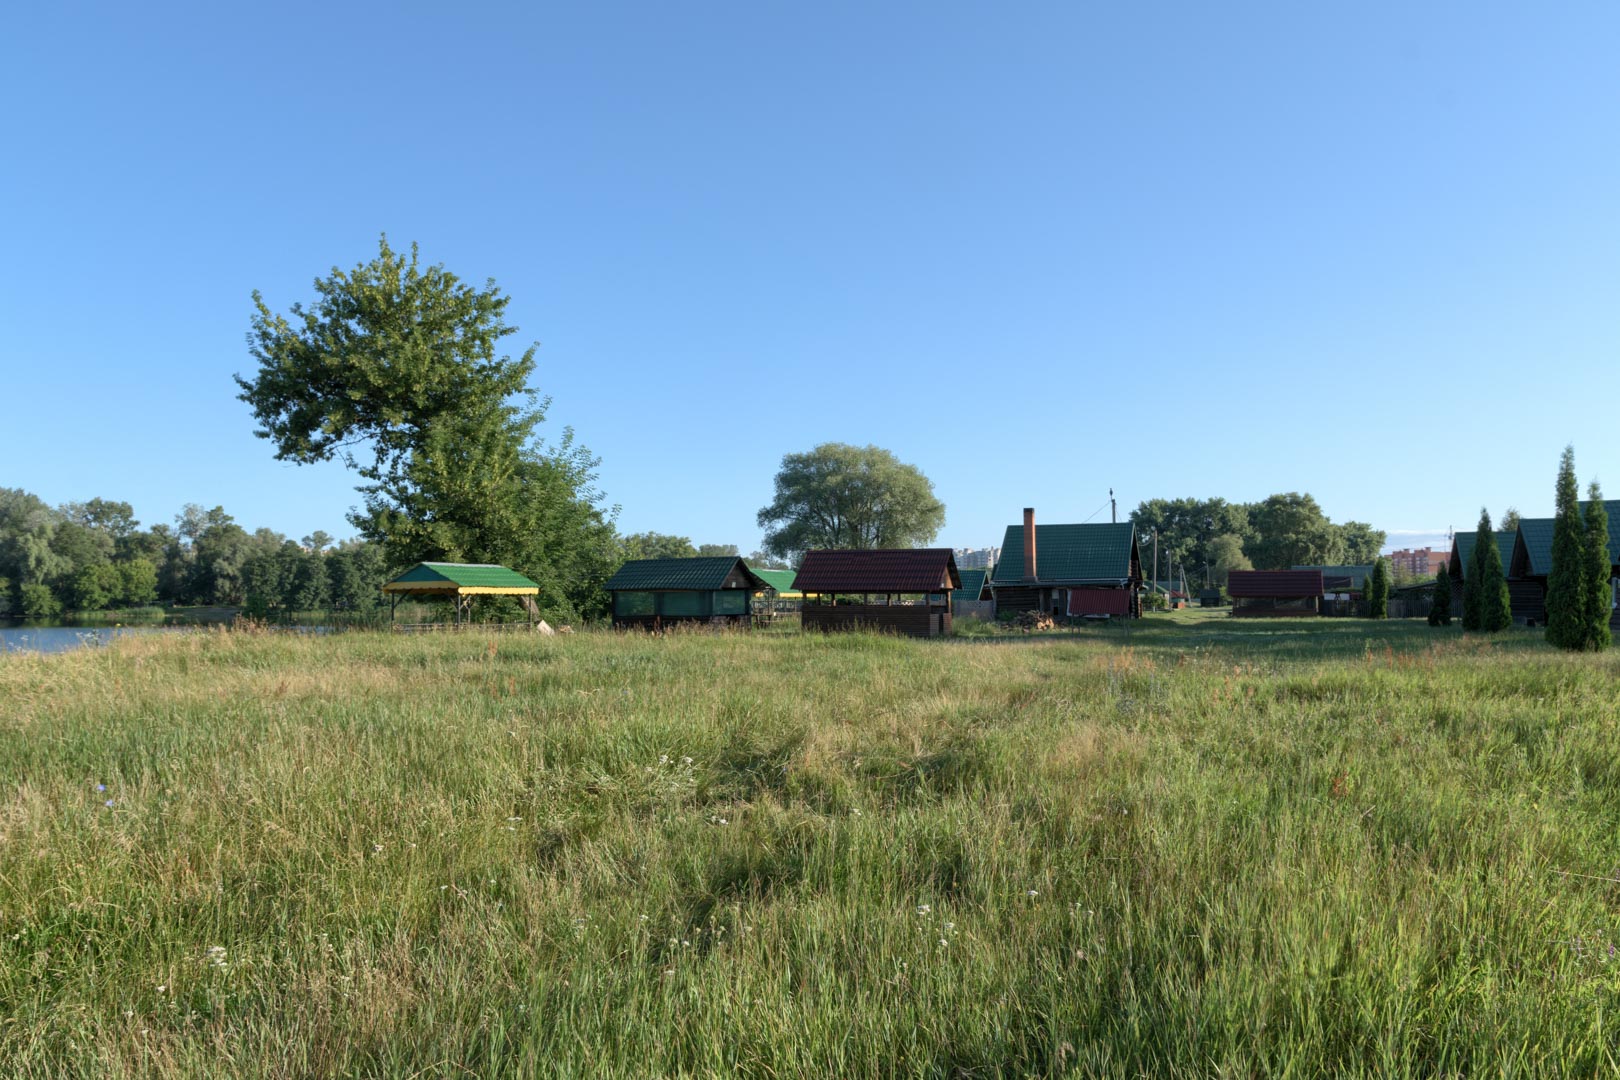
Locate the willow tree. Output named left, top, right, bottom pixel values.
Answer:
left=756, top=443, right=944, bottom=564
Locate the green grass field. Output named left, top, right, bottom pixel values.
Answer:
left=2, top=616, right=1618, bottom=1077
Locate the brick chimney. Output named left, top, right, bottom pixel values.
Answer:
left=1023, top=507, right=1037, bottom=582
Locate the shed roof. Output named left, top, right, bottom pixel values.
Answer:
left=989, top=522, right=1138, bottom=585
left=1292, top=564, right=1375, bottom=590
left=382, top=562, right=540, bottom=594
left=794, top=549, right=961, bottom=593
left=751, top=568, right=799, bottom=595
left=1227, top=570, right=1324, bottom=598
left=956, top=568, right=990, bottom=601
left=1511, top=501, right=1620, bottom=577
left=1450, top=531, right=1516, bottom=582
left=605, top=556, right=766, bottom=592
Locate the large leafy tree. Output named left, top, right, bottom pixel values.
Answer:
left=1582, top=482, right=1612, bottom=652
left=1337, top=521, right=1387, bottom=565
left=1130, top=498, right=1251, bottom=587
left=235, top=237, right=617, bottom=621
left=620, top=533, right=698, bottom=562
left=757, top=443, right=944, bottom=563
left=1545, top=446, right=1587, bottom=649
left=1243, top=493, right=1345, bottom=569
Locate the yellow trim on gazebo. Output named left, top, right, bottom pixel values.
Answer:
left=380, top=582, right=540, bottom=596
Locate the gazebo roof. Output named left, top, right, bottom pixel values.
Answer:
left=381, top=562, right=540, bottom=595
left=793, top=549, right=961, bottom=593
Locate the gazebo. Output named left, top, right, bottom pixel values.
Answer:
left=794, top=549, right=960, bottom=638
left=381, top=562, right=541, bottom=627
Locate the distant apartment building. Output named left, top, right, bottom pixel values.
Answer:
left=954, top=546, right=1000, bottom=571
left=1387, top=547, right=1448, bottom=577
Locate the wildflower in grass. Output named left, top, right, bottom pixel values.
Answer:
left=682, top=756, right=693, bottom=765
left=206, top=946, right=228, bottom=970
left=916, top=904, right=931, bottom=916
left=96, top=784, right=106, bottom=792
left=156, top=985, right=166, bottom=994
left=1027, top=890, right=1039, bottom=898
left=372, top=844, right=383, bottom=853
left=105, top=799, right=116, bottom=808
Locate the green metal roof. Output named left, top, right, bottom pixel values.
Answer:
left=956, top=568, right=990, bottom=601
left=1292, top=564, right=1375, bottom=589
left=1452, top=531, right=1516, bottom=581
left=990, top=522, right=1138, bottom=585
left=605, top=556, right=766, bottom=592
left=1512, top=501, right=1620, bottom=577
left=385, top=562, right=540, bottom=589
left=750, top=568, right=799, bottom=594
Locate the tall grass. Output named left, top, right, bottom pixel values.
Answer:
left=1, top=618, right=1617, bottom=1076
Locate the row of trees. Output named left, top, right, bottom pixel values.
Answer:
left=0, top=491, right=391, bottom=619
left=1130, top=494, right=1385, bottom=587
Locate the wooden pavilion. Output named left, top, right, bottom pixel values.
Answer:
left=794, top=549, right=960, bottom=638
left=381, top=562, right=541, bottom=627
left=1226, top=570, right=1324, bottom=617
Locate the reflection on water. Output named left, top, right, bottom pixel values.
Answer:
left=0, top=625, right=160, bottom=655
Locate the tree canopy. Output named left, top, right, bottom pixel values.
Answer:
left=757, top=444, right=944, bottom=563
left=235, top=237, right=618, bottom=621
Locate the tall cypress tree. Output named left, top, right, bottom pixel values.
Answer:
left=1428, top=561, right=1452, bottom=626
left=1583, top=482, right=1612, bottom=652
left=1368, top=558, right=1389, bottom=619
left=1545, top=446, right=1586, bottom=649
left=1463, top=509, right=1491, bottom=631
left=1479, top=525, right=1512, bottom=632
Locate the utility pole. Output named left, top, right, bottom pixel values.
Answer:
left=1152, top=528, right=1159, bottom=604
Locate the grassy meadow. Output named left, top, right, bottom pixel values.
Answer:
left=2, top=614, right=1619, bottom=1077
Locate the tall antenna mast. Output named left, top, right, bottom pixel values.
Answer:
left=1110, top=488, right=1116, bottom=524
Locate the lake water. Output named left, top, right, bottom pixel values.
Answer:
left=0, top=625, right=160, bottom=655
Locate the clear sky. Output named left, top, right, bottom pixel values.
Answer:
left=4, top=2, right=1616, bottom=554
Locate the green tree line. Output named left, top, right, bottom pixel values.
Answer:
left=1130, top=493, right=1386, bottom=588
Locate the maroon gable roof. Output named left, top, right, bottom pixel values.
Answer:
left=794, top=549, right=962, bottom=593
left=1226, top=570, right=1324, bottom=599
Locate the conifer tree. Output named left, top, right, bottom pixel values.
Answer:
left=1582, top=481, right=1612, bottom=652
left=1463, top=510, right=1489, bottom=631
left=1428, top=561, right=1452, bottom=626
left=1545, top=446, right=1587, bottom=649
left=1368, top=558, right=1389, bottom=619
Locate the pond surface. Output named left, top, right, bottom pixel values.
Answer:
left=0, top=624, right=163, bottom=655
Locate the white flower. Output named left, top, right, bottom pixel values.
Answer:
left=916, top=904, right=931, bottom=916
left=1027, top=890, right=1039, bottom=898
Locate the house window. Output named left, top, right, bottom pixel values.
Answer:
left=615, top=592, right=655, bottom=616
left=659, top=592, right=705, bottom=617
left=713, top=590, right=747, bottom=615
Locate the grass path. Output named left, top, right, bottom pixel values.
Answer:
left=1, top=619, right=1617, bottom=1076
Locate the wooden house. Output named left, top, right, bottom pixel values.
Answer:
left=1449, top=529, right=1527, bottom=621
left=1508, top=501, right=1620, bottom=628
left=1227, top=570, right=1324, bottom=617
left=605, top=556, right=768, bottom=629
left=795, top=549, right=960, bottom=638
left=989, top=508, right=1142, bottom=618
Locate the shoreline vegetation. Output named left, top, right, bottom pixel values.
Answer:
left=3, top=615, right=1618, bottom=1075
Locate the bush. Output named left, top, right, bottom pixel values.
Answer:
left=19, top=583, right=62, bottom=619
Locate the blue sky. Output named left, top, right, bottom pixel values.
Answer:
left=4, top=2, right=1616, bottom=554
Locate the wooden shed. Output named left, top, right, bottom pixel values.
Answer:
left=1291, top=564, right=1374, bottom=616
left=1508, top=501, right=1620, bottom=627
left=381, top=562, right=541, bottom=626
left=1227, top=570, right=1324, bottom=617
left=605, top=556, right=768, bottom=629
left=795, top=549, right=960, bottom=638
left=953, top=567, right=995, bottom=620
left=989, top=508, right=1142, bottom=618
